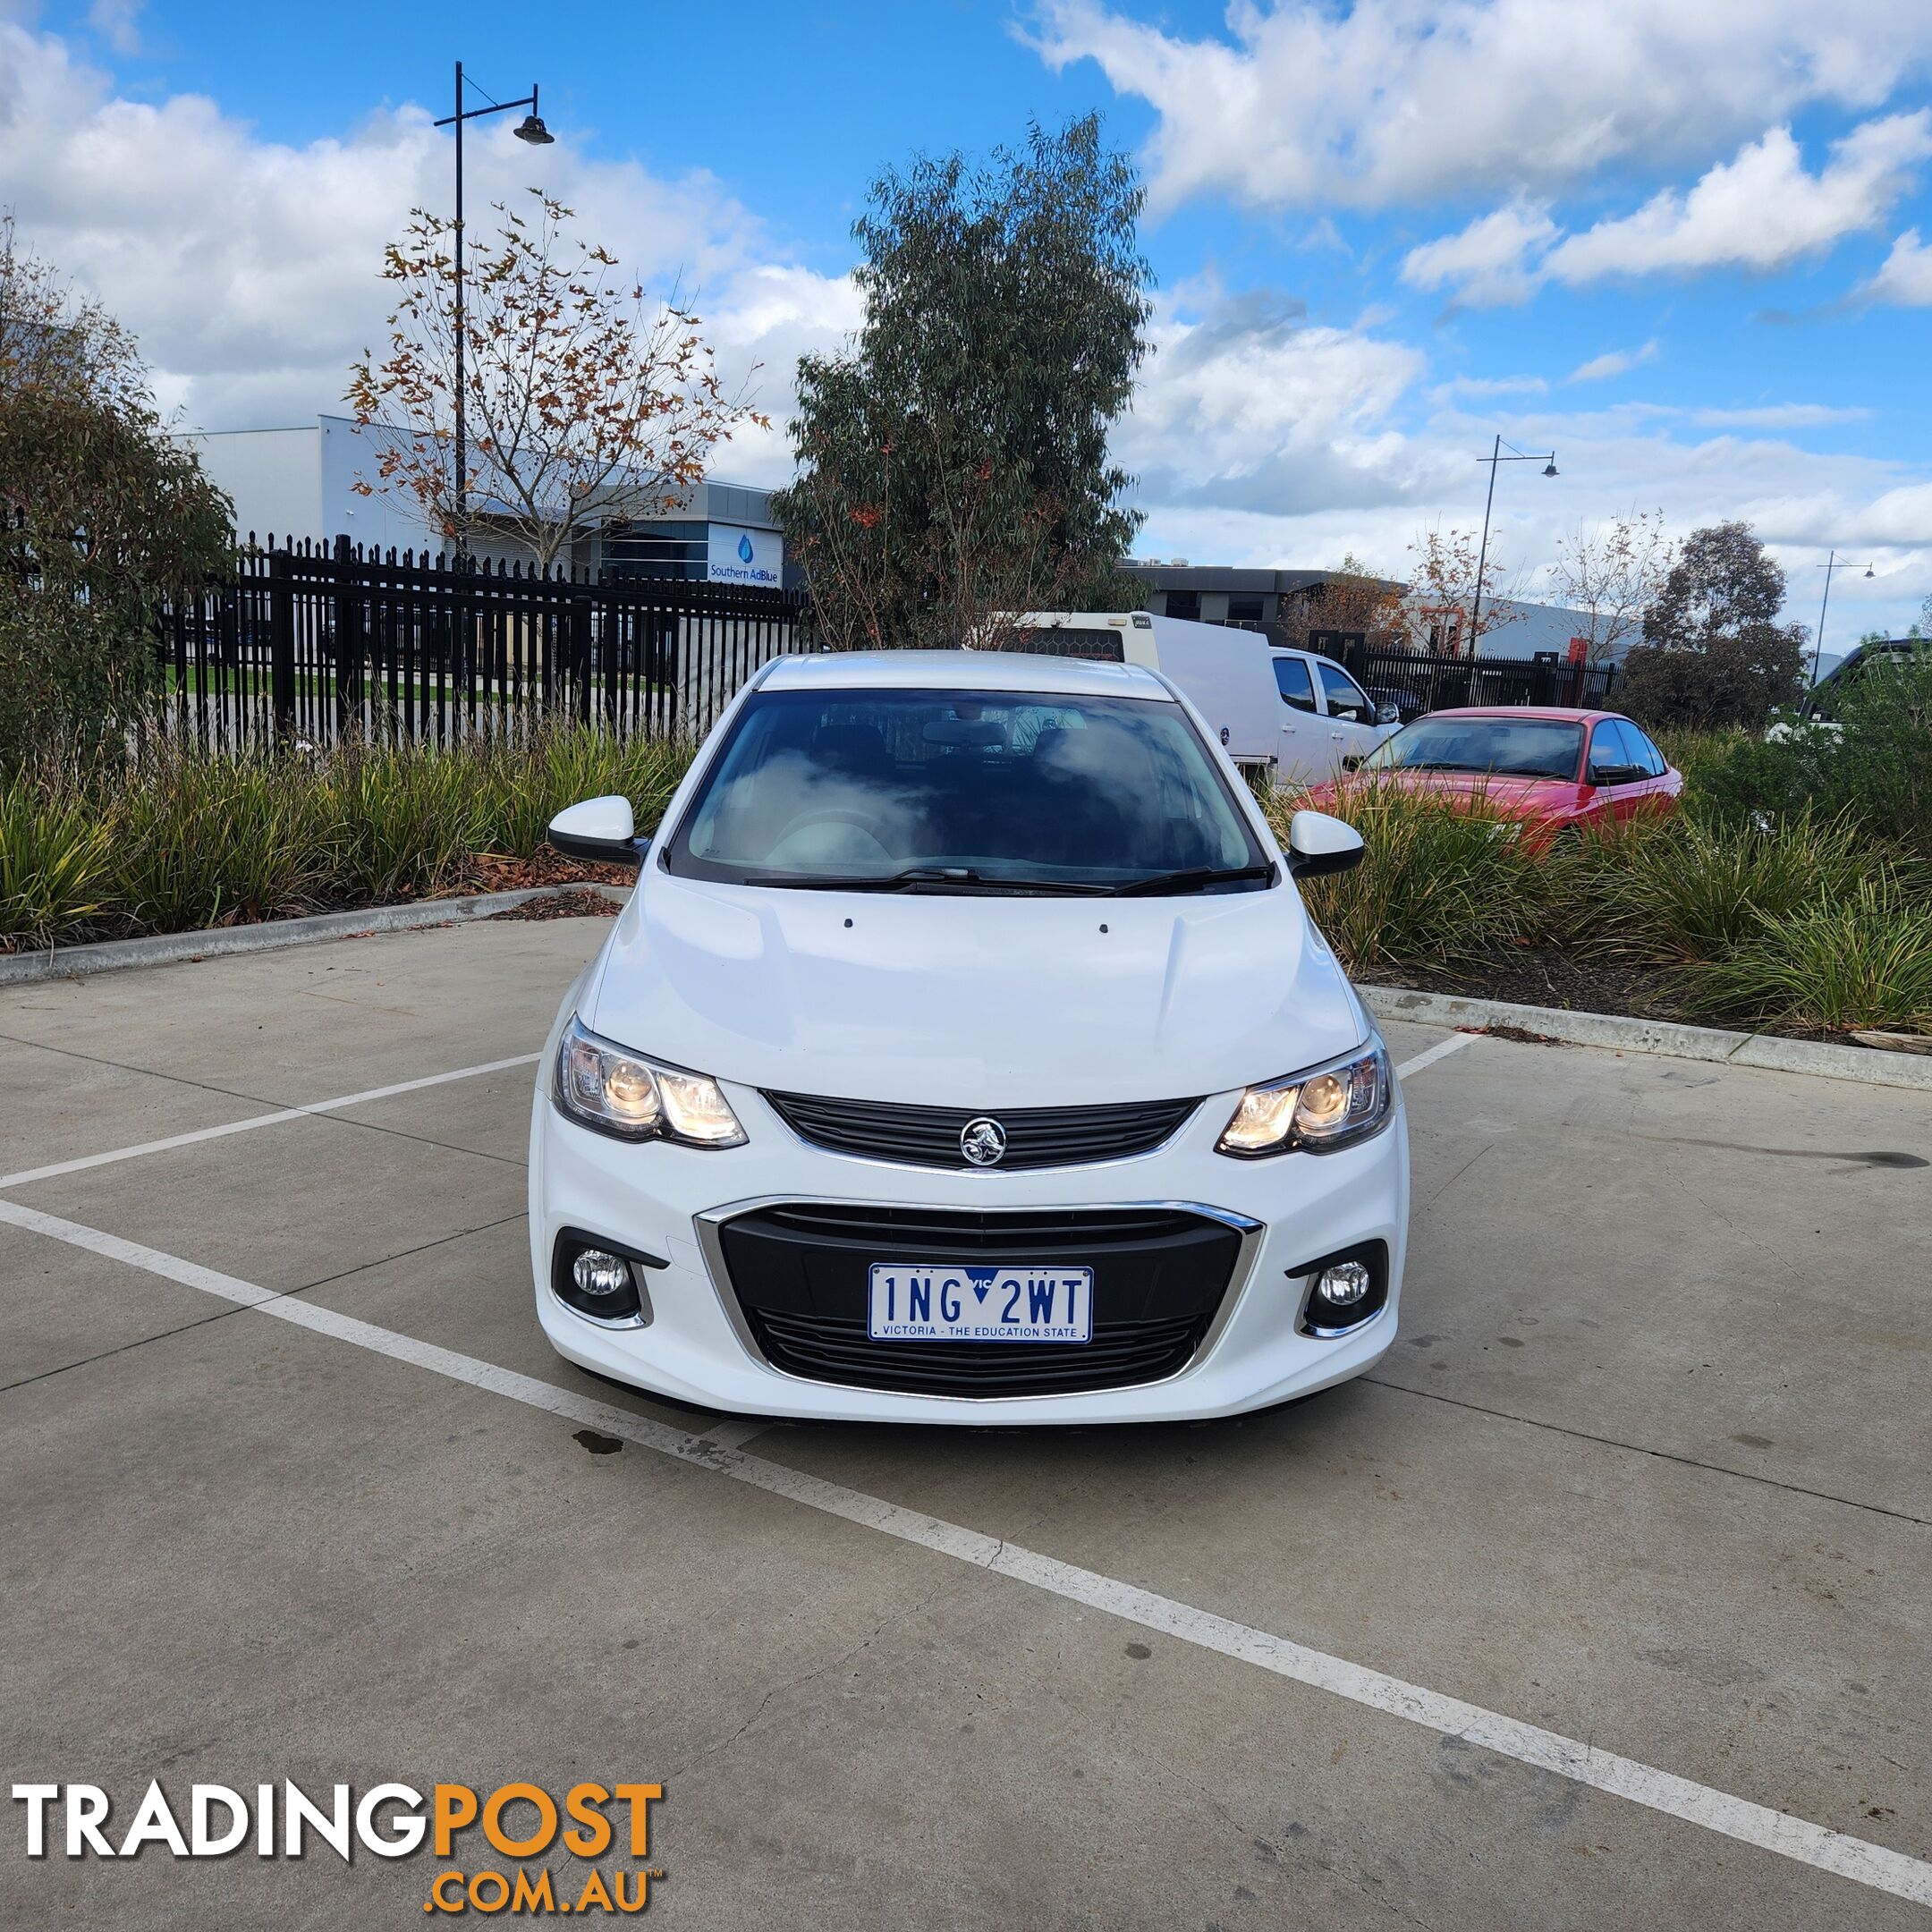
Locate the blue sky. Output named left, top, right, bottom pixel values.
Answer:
left=9, top=0, right=1932, bottom=637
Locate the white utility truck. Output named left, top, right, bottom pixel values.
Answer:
left=996, top=611, right=1401, bottom=787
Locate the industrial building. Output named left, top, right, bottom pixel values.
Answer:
left=174, top=414, right=789, bottom=585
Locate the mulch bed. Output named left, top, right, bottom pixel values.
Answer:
left=486, top=887, right=621, bottom=923
left=1368, top=946, right=1850, bottom=1046
left=465, top=850, right=637, bottom=893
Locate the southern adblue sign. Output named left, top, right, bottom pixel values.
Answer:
left=705, top=524, right=783, bottom=588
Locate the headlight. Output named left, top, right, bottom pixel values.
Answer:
left=1216, top=1040, right=1393, bottom=1157
left=554, top=1016, right=747, bottom=1148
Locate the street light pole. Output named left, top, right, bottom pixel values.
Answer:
left=434, top=65, right=553, bottom=562
left=1811, top=550, right=1876, bottom=690
left=1468, top=436, right=1557, bottom=653
left=453, top=60, right=464, bottom=564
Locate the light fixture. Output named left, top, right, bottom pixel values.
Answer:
left=1470, top=436, right=1560, bottom=640
left=572, top=1250, right=631, bottom=1299
left=1315, top=1260, right=1372, bottom=1307
left=1216, top=1042, right=1393, bottom=1157
left=513, top=113, right=554, bottom=146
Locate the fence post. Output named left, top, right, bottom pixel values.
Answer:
left=267, top=547, right=296, bottom=742
left=333, top=535, right=361, bottom=742
left=572, top=579, right=593, bottom=727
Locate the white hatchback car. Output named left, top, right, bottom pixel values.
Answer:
left=530, top=651, right=1408, bottom=1425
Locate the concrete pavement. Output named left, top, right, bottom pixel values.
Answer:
left=2, top=918, right=1927, bottom=1928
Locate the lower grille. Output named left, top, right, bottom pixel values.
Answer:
left=713, top=1202, right=1247, bottom=1399
left=762, top=1090, right=1199, bottom=1171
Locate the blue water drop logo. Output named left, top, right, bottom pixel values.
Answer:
left=737, top=533, right=755, bottom=564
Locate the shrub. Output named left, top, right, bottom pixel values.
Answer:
left=1274, top=781, right=1552, bottom=972
left=0, top=219, right=232, bottom=771
left=1568, top=809, right=1870, bottom=963
left=323, top=741, right=487, bottom=902
left=1817, top=645, right=1932, bottom=855
left=0, top=725, right=699, bottom=950
left=471, top=726, right=694, bottom=858
left=1646, top=724, right=1750, bottom=797
left=0, top=770, right=115, bottom=948
left=110, top=744, right=337, bottom=931
left=1690, top=877, right=1932, bottom=1033
left=1687, top=648, right=1932, bottom=856
left=1617, top=623, right=1807, bottom=732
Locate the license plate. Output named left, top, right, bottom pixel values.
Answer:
left=867, top=1263, right=1092, bottom=1343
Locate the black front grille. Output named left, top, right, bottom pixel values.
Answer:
left=716, top=1203, right=1244, bottom=1399
left=762, top=1091, right=1199, bottom=1170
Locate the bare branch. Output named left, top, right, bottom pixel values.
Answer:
left=345, top=197, right=769, bottom=576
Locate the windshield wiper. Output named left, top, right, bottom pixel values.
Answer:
left=885, top=867, right=1114, bottom=894
left=1106, top=863, right=1276, bottom=897
left=738, top=865, right=1111, bottom=895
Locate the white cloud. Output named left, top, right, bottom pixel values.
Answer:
left=1123, top=377, right=1932, bottom=638
left=1400, top=202, right=1556, bottom=307
left=1545, top=114, right=1931, bottom=283
left=1569, top=341, right=1661, bottom=383
left=1401, top=116, right=1930, bottom=305
left=1096, top=297, right=1932, bottom=634
left=86, top=0, right=144, bottom=55
left=1029, top=0, right=1932, bottom=213
left=1115, top=289, right=1440, bottom=519
left=7, top=17, right=1931, bottom=631
left=1859, top=226, right=1932, bottom=302
left=0, top=17, right=850, bottom=484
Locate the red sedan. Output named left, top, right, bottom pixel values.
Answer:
left=1301, top=707, right=1683, bottom=851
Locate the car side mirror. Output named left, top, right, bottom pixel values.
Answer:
left=1375, top=701, right=1401, bottom=725
left=1342, top=753, right=1364, bottom=773
left=1286, top=808, right=1365, bottom=879
left=548, top=794, right=647, bottom=869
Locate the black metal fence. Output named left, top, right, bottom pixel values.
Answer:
left=156, top=536, right=817, bottom=748
left=1337, top=641, right=1618, bottom=722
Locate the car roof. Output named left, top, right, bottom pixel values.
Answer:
left=758, top=650, right=1172, bottom=699
left=1418, top=706, right=1623, bottom=724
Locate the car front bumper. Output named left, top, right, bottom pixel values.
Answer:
left=528, top=1074, right=1409, bottom=1426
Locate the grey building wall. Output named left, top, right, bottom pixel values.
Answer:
left=1121, top=563, right=1374, bottom=627
left=174, top=415, right=787, bottom=580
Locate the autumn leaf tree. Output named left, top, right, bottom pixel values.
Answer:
left=1548, top=510, right=1678, bottom=665
left=771, top=115, right=1153, bottom=651
left=0, top=216, right=232, bottom=769
left=1277, top=552, right=1407, bottom=653
left=1404, top=524, right=1523, bottom=654
left=346, top=192, right=766, bottom=576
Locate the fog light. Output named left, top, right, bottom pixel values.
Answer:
left=572, top=1250, right=631, bottom=1299
left=1315, top=1259, right=1371, bottom=1307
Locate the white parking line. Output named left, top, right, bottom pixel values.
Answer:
left=0, top=1191, right=1922, bottom=1910
left=1394, top=1030, right=1479, bottom=1080
left=0, top=1054, right=541, bottom=1191
left=694, top=1418, right=771, bottom=1452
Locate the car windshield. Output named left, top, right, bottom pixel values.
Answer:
left=663, top=687, right=1269, bottom=893
left=1360, top=716, right=1584, bottom=781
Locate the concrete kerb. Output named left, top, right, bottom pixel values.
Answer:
left=0, top=884, right=631, bottom=987
left=1361, top=984, right=1932, bottom=1094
